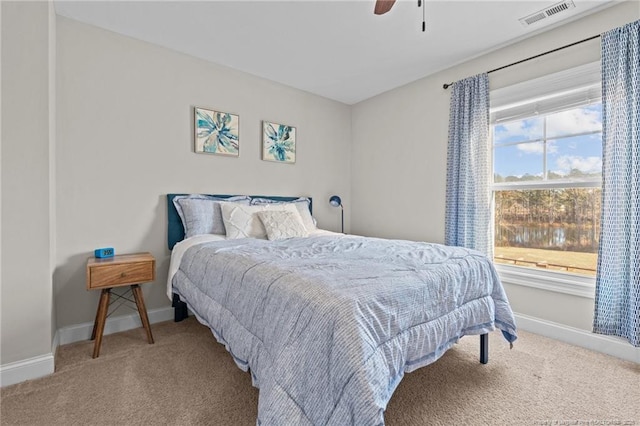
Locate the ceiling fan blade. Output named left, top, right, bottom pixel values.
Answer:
left=374, top=0, right=396, bottom=15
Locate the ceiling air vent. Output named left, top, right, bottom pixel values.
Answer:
left=519, top=0, right=576, bottom=27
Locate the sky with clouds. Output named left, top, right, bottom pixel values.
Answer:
left=493, top=104, right=602, bottom=180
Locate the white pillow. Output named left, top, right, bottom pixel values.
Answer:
left=250, top=197, right=317, bottom=233
left=257, top=210, right=309, bottom=240
left=220, top=202, right=301, bottom=239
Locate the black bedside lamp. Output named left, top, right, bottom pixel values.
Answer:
left=329, top=195, right=344, bottom=234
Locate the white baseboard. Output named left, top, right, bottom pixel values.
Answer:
left=4, top=308, right=635, bottom=388
left=514, top=313, right=639, bottom=363
left=57, top=306, right=174, bottom=346
left=0, top=353, right=55, bottom=387
left=56, top=310, right=638, bottom=364
left=1, top=306, right=174, bottom=388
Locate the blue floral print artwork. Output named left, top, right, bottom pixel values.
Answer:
left=262, top=121, right=296, bottom=163
left=195, top=107, right=239, bottom=156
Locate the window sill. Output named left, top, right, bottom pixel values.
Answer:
left=495, top=263, right=596, bottom=299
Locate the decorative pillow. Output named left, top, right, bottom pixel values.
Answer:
left=173, top=195, right=250, bottom=238
left=220, top=202, right=301, bottom=239
left=257, top=210, right=309, bottom=240
left=250, top=197, right=317, bottom=233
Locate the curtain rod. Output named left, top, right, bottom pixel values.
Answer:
left=442, top=34, right=601, bottom=89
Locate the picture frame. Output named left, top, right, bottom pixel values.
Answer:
left=262, top=120, right=296, bottom=164
left=194, top=107, right=239, bottom=157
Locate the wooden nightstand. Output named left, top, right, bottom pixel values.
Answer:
left=86, top=252, right=156, bottom=358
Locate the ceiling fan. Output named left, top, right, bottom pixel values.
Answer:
left=374, top=0, right=427, bottom=32
left=374, top=0, right=396, bottom=15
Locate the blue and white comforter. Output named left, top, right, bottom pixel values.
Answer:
left=171, top=234, right=517, bottom=425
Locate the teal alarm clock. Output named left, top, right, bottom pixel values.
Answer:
left=94, top=247, right=115, bottom=258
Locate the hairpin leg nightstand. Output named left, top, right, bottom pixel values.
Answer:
left=86, top=252, right=156, bottom=358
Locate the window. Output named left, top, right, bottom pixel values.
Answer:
left=490, top=63, right=602, bottom=277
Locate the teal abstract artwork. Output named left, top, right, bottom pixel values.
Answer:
left=194, top=107, right=239, bottom=156
left=262, top=121, right=296, bottom=164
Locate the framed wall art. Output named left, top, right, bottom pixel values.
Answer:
left=262, top=120, right=296, bottom=164
left=194, top=107, right=239, bottom=157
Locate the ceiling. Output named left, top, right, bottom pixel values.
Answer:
left=53, top=0, right=618, bottom=105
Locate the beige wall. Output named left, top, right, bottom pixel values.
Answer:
left=54, top=17, right=352, bottom=328
left=1, top=1, right=55, bottom=364
left=350, top=2, right=640, bottom=331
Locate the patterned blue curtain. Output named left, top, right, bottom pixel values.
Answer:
left=445, top=74, right=492, bottom=256
left=593, top=20, right=640, bottom=347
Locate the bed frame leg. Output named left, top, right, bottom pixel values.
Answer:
left=172, top=293, right=188, bottom=322
left=480, top=333, right=489, bottom=364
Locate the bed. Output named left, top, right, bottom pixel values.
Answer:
left=166, top=194, right=517, bottom=425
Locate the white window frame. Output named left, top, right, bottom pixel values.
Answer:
left=490, top=62, right=602, bottom=298
left=495, top=263, right=595, bottom=298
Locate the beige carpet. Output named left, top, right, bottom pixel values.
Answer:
left=1, top=317, right=638, bottom=425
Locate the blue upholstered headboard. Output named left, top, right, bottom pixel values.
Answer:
left=167, top=194, right=312, bottom=250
